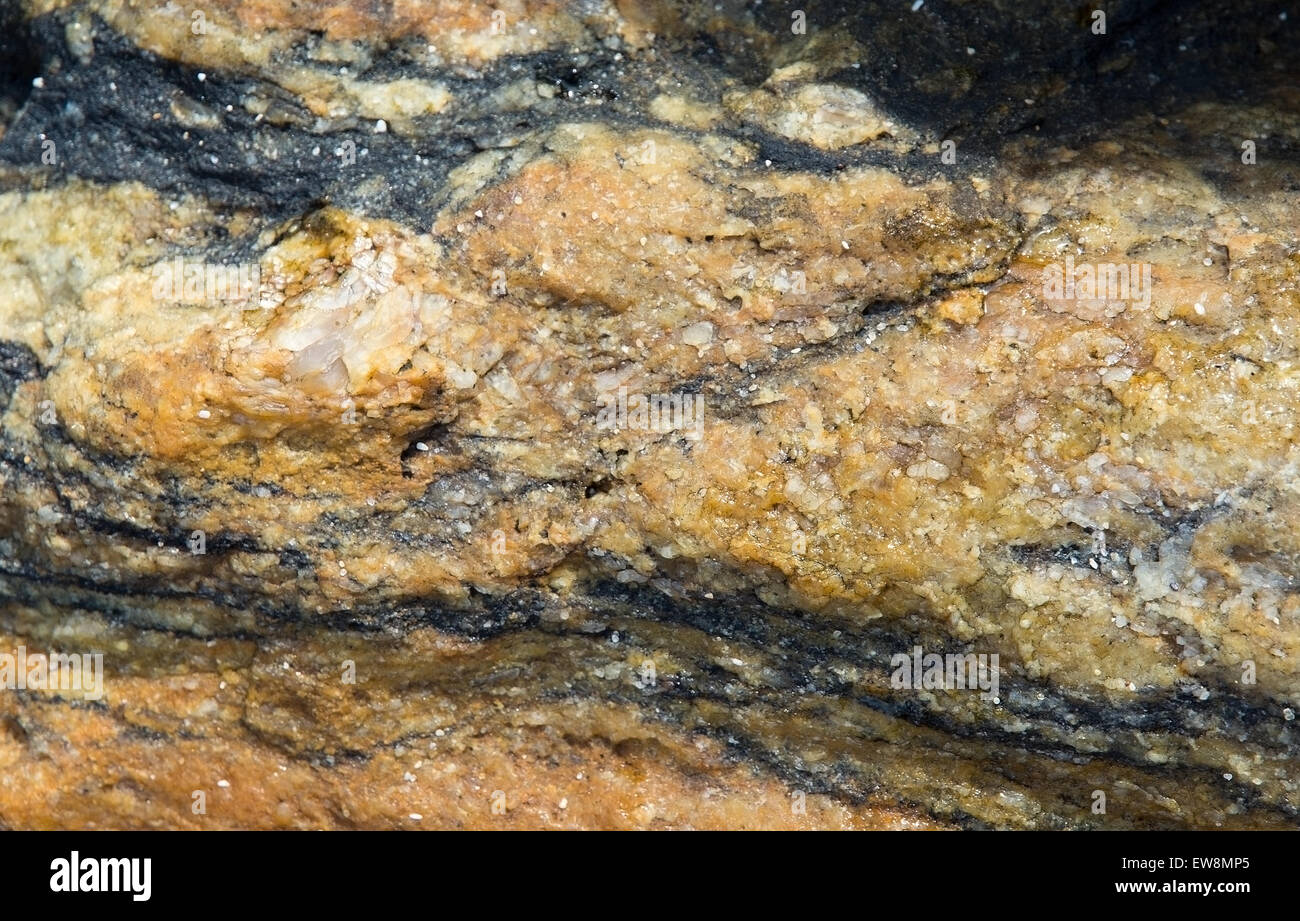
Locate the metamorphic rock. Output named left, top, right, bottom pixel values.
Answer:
left=0, top=0, right=1299, bottom=829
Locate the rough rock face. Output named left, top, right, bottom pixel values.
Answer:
left=0, top=0, right=1297, bottom=829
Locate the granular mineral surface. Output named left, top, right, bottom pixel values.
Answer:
left=0, top=0, right=1298, bottom=829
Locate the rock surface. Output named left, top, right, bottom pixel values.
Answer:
left=0, top=0, right=1298, bottom=828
